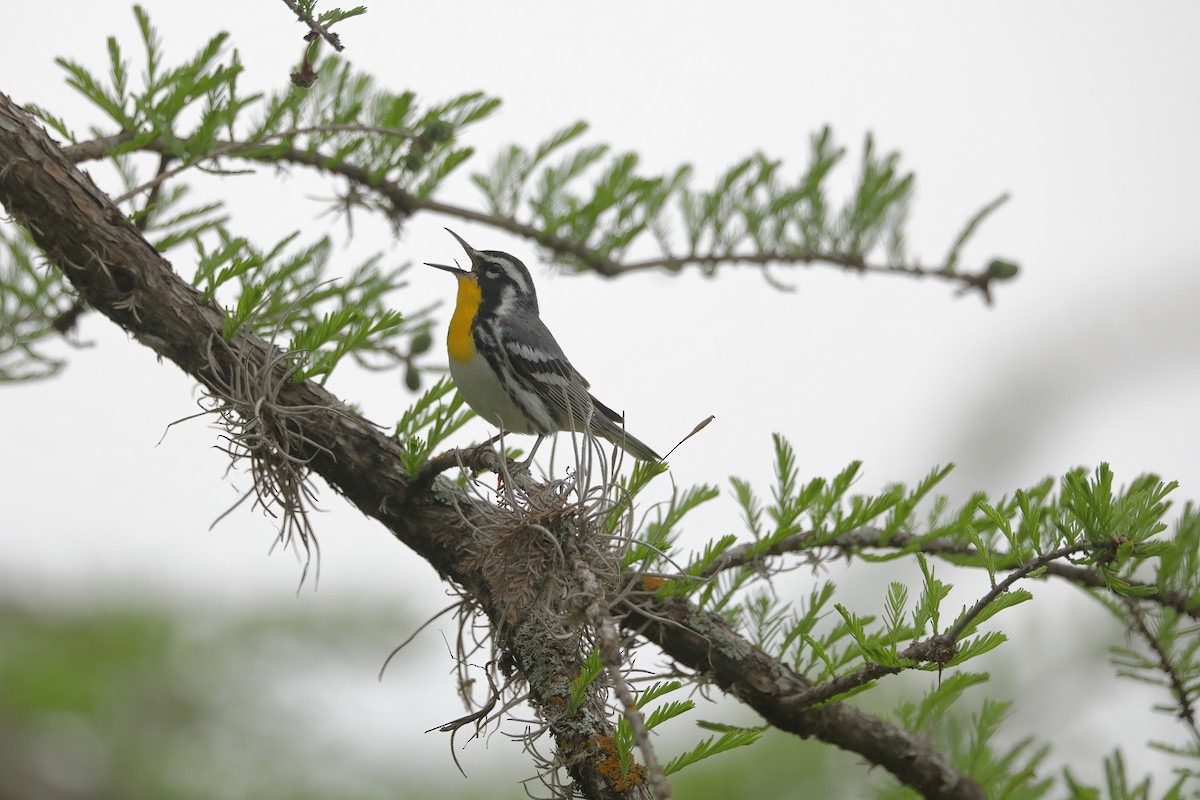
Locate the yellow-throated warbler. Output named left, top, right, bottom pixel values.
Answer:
left=426, top=230, right=660, bottom=463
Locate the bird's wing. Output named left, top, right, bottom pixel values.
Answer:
left=495, top=315, right=661, bottom=461
left=495, top=315, right=597, bottom=428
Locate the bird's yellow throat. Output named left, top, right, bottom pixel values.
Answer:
left=447, top=274, right=481, bottom=362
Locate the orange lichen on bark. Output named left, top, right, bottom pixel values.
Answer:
left=592, top=734, right=648, bottom=792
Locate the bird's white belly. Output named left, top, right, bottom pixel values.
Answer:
left=449, top=354, right=541, bottom=434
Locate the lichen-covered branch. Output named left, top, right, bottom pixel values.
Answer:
left=0, top=90, right=635, bottom=800
left=0, top=90, right=983, bottom=799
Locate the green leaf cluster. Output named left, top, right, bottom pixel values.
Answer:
left=885, top=695, right=1054, bottom=800
left=33, top=6, right=499, bottom=233
left=471, top=124, right=1007, bottom=281
left=1064, top=751, right=1193, bottom=800
left=191, top=229, right=422, bottom=384
left=291, top=0, right=367, bottom=30
left=609, top=679, right=763, bottom=780
left=0, top=229, right=74, bottom=382
left=9, top=7, right=498, bottom=390
left=392, top=377, right=474, bottom=477
left=250, top=57, right=498, bottom=205
left=663, top=720, right=765, bottom=778
left=568, top=647, right=604, bottom=716
left=656, top=436, right=1197, bottom=794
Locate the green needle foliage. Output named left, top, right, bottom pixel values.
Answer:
left=659, top=439, right=1200, bottom=795
left=392, top=377, right=475, bottom=477
left=193, top=229, right=418, bottom=382
left=1, top=3, right=1016, bottom=384
left=2, top=4, right=1196, bottom=799
left=0, top=229, right=74, bottom=381
left=602, top=432, right=1199, bottom=794
left=10, top=5, right=497, bottom=387
left=473, top=120, right=929, bottom=273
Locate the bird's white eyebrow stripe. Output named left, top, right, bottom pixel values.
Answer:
left=489, top=254, right=530, bottom=294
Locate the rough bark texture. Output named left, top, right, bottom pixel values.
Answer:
left=0, top=91, right=983, bottom=800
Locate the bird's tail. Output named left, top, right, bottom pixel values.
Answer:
left=588, top=395, right=661, bottom=463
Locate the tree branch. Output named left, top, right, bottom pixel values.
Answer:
left=695, top=544, right=1088, bottom=716
left=59, top=131, right=1003, bottom=298
left=945, top=542, right=1089, bottom=641
left=0, top=91, right=635, bottom=800
left=602, top=250, right=999, bottom=297
left=621, top=593, right=986, bottom=800
left=701, top=527, right=1200, bottom=621
left=1123, top=599, right=1200, bottom=748
left=2, top=91, right=984, bottom=799
left=280, top=0, right=346, bottom=51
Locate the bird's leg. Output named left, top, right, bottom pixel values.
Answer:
left=496, top=434, right=543, bottom=491
left=524, top=435, right=545, bottom=465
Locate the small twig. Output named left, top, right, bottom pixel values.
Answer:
left=787, top=635, right=958, bottom=709
left=422, top=197, right=1000, bottom=299
left=776, top=543, right=1092, bottom=709
left=598, top=616, right=670, bottom=799
left=411, top=438, right=506, bottom=491
left=1043, top=562, right=1199, bottom=619
left=606, top=250, right=998, bottom=300
left=697, top=526, right=905, bottom=579
left=280, top=0, right=345, bottom=51
left=108, top=124, right=422, bottom=205
left=133, top=152, right=173, bottom=231
left=576, top=555, right=671, bottom=799
left=695, top=527, right=1200, bottom=621
left=948, top=542, right=1089, bottom=641
left=426, top=666, right=501, bottom=778
left=1124, top=599, right=1200, bottom=747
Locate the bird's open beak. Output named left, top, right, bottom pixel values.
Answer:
left=424, top=260, right=468, bottom=276
left=424, top=228, right=479, bottom=276
left=444, top=228, right=479, bottom=261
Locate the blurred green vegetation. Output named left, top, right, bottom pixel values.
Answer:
left=0, top=597, right=443, bottom=799
left=0, top=595, right=878, bottom=799
left=0, top=590, right=1171, bottom=800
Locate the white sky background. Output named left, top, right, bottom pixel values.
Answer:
left=3, top=0, right=1199, bottom=792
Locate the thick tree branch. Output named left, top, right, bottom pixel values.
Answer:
left=0, top=92, right=635, bottom=800
left=2, top=92, right=983, bottom=799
